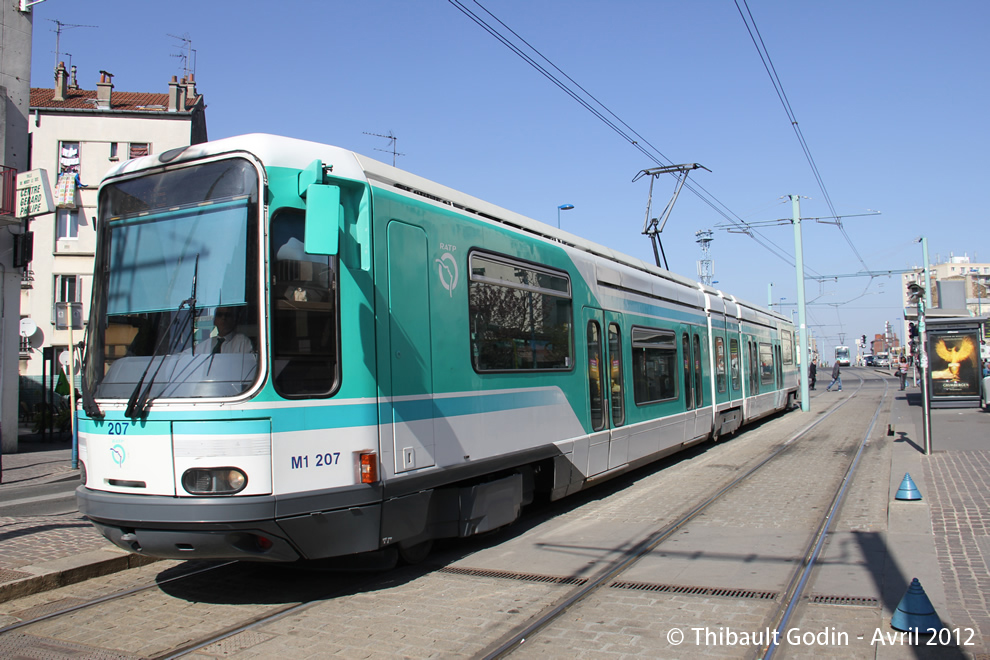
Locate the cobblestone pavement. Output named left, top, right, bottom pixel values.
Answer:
left=1, top=374, right=988, bottom=659
left=926, top=450, right=990, bottom=653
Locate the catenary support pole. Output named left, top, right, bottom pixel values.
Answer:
left=791, top=195, right=810, bottom=412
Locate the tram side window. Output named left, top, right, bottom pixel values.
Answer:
left=782, top=330, right=794, bottom=364
left=749, top=341, right=760, bottom=394
left=715, top=337, right=727, bottom=393
left=631, top=327, right=677, bottom=404
left=469, top=253, right=572, bottom=372
left=759, top=342, right=775, bottom=385
left=270, top=211, right=338, bottom=397
left=730, top=338, right=740, bottom=391
left=608, top=323, right=625, bottom=427
left=588, top=321, right=605, bottom=432
left=693, top=334, right=703, bottom=407
left=682, top=334, right=694, bottom=410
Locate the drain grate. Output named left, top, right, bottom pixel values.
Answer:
left=809, top=594, right=880, bottom=607
left=439, top=566, right=588, bottom=586
left=0, top=633, right=140, bottom=660
left=13, top=597, right=88, bottom=620
left=610, top=580, right=778, bottom=601
left=0, top=568, right=33, bottom=585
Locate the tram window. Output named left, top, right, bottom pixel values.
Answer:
left=749, top=341, right=760, bottom=394
left=730, top=338, right=740, bottom=391
left=715, top=337, right=727, bottom=393
left=782, top=330, right=794, bottom=364
left=270, top=210, right=338, bottom=397
left=588, top=321, right=605, bottom=432
left=608, top=323, right=624, bottom=427
left=631, top=327, right=677, bottom=404
left=776, top=345, right=784, bottom=388
left=682, top=334, right=694, bottom=410
left=469, top=253, right=572, bottom=372
left=693, top=334, right=703, bottom=407
left=759, top=342, right=774, bottom=385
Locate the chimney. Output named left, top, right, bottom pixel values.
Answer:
left=168, top=75, right=187, bottom=112
left=70, top=65, right=79, bottom=90
left=183, top=74, right=197, bottom=103
left=54, top=62, right=68, bottom=102
left=97, top=70, right=114, bottom=109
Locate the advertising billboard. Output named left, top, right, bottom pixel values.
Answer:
left=928, top=325, right=982, bottom=405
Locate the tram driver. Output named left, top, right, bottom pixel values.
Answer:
left=197, top=306, right=253, bottom=354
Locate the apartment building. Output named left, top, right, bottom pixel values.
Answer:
left=20, top=64, right=207, bottom=393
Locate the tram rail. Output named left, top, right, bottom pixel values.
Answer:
left=479, top=370, right=889, bottom=659
left=0, top=371, right=896, bottom=659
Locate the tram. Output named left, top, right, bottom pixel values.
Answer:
left=834, top=345, right=851, bottom=367
left=76, top=134, right=798, bottom=564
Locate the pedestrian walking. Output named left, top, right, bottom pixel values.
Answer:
left=825, top=361, right=842, bottom=392
left=808, top=362, right=817, bottom=390
left=897, top=358, right=908, bottom=390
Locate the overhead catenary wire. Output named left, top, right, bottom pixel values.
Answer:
left=446, top=0, right=806, bottom=271
left=734, top=0, right=870, bottom=274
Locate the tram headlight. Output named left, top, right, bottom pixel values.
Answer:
left=181, top=467, right=248, bottom=495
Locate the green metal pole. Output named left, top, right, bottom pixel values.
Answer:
left=921, top=236, right=933, bottom=309
left=792, top=195, right=810, bottom=412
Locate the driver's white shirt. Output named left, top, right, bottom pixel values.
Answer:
left=195, top=332, right=253, bottom=355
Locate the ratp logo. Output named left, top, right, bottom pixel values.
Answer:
left=435, top=252, right=459, bottom=297
left=110, top=444, right=126, bottom=467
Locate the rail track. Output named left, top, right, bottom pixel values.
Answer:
left=0, top=370, right=907, bottom=659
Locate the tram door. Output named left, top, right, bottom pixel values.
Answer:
left=387, top=221, right=436, bottom=474
left=584, top=308, right=629, bottom=474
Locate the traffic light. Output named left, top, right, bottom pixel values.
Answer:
left=861, top=334, right=866, bottom=345
left=908, top=323, right=918, bottom=339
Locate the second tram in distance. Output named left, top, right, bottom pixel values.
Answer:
left=77, top=134, right=799, bottom=564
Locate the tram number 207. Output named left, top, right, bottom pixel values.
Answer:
left=290, top=452, right=341, bottom=470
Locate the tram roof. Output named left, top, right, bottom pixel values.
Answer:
left=104, top=133, right=788, bottom=326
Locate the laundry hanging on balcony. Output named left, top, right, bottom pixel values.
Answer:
left=55, top=172, right=79, bottom=209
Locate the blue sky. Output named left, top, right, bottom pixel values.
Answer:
left=28, top=1, right=990, bottom=352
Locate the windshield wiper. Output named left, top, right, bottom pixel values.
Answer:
left=124, top=256, right=199, bottom=418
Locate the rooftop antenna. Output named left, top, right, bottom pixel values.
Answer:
left=49, top=19, right=97, bottom=76
left=364, top=131, right=405, bottom=166
left=632, top=163, right=710, bottom=270
left=168, top=34, right=197, bottom=79
left=695, top=229, right=714, bottom=286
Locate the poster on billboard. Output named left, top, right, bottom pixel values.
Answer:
left=928, top=329, right=982, bottom=400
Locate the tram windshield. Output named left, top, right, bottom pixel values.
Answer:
left=84, top=159, right=262, bottom=403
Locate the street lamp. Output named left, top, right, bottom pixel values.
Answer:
left=557, top=204, right=574, bottom=228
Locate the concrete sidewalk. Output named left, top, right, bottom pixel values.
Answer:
left=0, top=433, right=157, bottom=603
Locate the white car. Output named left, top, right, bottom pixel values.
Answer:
left=983, top=375, right=990, bottom=411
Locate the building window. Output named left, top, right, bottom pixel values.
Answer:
left=54, top=274, right=82, bottom=321
left=57, top=208, right=79, bottom=239
left=109, top=143, right=119, bottom=160
left=59, top=141, right=80, bottom=174
left=129, top=143, right=150, bottom=159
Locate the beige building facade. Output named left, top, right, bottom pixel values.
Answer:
left=19, top=65, right=206, bottom=408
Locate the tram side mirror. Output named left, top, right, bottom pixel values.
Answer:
left=304, top=184, right=342, bottom=256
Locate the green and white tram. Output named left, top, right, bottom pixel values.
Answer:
left=77, top=134, right=798, bottom=563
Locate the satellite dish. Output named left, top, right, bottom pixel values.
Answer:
left=19, top=318, right=37, bottom=338
left=59, top=350, right=80, bottom=373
